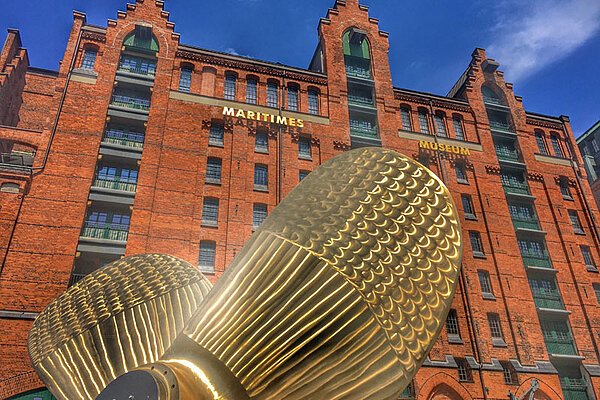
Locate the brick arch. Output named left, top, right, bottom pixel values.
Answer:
left=418, top=372, right=473, bottom=400
left=513, top=378, right=563, bottom=400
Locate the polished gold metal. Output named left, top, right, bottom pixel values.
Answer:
left=30, top=147, right=462, bottom=400
left=157, top=147, right=462, bottom=399
left=27, top=254, right=213, bottom=400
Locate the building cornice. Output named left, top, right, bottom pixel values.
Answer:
left=394, top=88, right=471, bottom=112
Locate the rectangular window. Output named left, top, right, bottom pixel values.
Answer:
left=202, top=198, right=219, bottom=226
left=255, top=131, right=268, bottom=153
left=81, top=49, right=97, bottom=70
left=299, top=137, right=311, bottom=159
left=224, top=74, right=236, bottom=100
left=401, top=108, right=412, bottom=131
left=487, top=313, right=504, bottom=339
left=461, top=194, right=475, bottom=218
left=267, top=82, right=278, bottom=108
left=535, top=133, right=548, bottom=155
left=287, top=86, right=299, bottom=111
left=550, top=135, right=564, bottom=157
left=518, top=239, right=547, bottom=259
left=206, top=158, right=221, bottom=184
left=299, top=170, right=309, bottom=182
left=179, top=68, right=192, bottom=92
left=594, top=284, right=600, bottom=305
left=198, top=241, right=215, bottom=273
left=246, top=78, right=257, bottom=104
left=446, top=309, right=460, bottom=337
left=209, top=122, right=224, bottom=146
left=560, top=182, right=573, bottom=200
left=568, top=210, right=584, bottom=234
left=253, top=203, right=267, bottom=230
left=455, top=163, right=468, bottom=183
left=418, top=111, right=429, bottom=134
left=453, top=117, right=465, bottom=140
left=254, top=164, right=268, bottom=190
left=469, top=231, right=484, bottom=255
left=501, top=362, right=517, bottom=385
left=478, top=270, right=493, bottom=296
left=593, top=139, right=600, bottom=152
left=456, top=358, right=473, bottom=382
left=581, top=245, right=596, bottom=269
left=434, top=114, right=447, bottom=137
left=308, top=90, right=319, bottom=115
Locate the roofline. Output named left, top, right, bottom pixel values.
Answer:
left=81, top=24, right=107, bottom=34
left=177, top=44, right=327, bottom=79
left=577, top=119, right=600, bottom=143
left=393, top=87, right=470, bottom=106
left=525, top=111, right=563, bottom=122
left=26, top=67, right=59, bottom=77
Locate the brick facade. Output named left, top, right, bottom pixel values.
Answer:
left=1, top=0, right=599, bottom=399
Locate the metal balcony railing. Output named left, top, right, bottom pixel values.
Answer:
left=81, top=222, right=129, bottom=242
left=543, top=336, right=577, bottom=355
left=489, top=120, right=512, bottom=132
left=111, top=94, right=150, bottom=111
left=344, top=56, right=372, bottom=79
left=521, top=254, right=552, bottom=269
left=102, top=129, right=145, bottom=149
left=69, top=273, right=87, bottom=287
left=483, top=95, right=504, bottom=106
left=561, top=378, right=589, bottom=400
left=511, top=216, right=541, bottom=231
left=502, top=182, right=530, bottom=195
left=348, top=94, right=374, bottom=107
left=118, top=56, right=156, bottom=76
left=531, top=290, right=564, bottom=309
left=496, top=148, right=520, bottom=162
left=92, top=177, right=137, bottom=192
left=350, top=125, right=378, bottom=138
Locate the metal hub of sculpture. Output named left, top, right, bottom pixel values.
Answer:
left=28, top=147, right=462, bottom=399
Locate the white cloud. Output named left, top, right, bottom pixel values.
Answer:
left=486, top=0, right=600, bottom=82
left=225, top=47, right=240, bottom=56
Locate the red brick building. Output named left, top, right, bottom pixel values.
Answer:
left=1, top=1, right=600, bottom=399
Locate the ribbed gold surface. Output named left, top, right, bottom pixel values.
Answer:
left=28, top=254, right=212, bottom=400
left=164, top=147, right=462, bottom=399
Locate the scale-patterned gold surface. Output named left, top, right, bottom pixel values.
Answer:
left=164, top=147, right=462, bottom=399
left=28, top=254, right=212, bottom=400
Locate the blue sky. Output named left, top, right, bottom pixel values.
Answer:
left=2, top=0, right=599, bottom=135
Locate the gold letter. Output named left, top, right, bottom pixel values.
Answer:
left=289, top=118, right=296, bottom=127
left=460, top=147, right=470, bottom=155
left=247, top=111, right=256, bottom=120
left=235, top=109, right=246, bottom=118
left=276, top=116, right=287, bottom=125
left=223, top=107, right=235, bottom=116
left=297, top=119, right=304, bottom=128
left=419, top=140, right=430, bottom=149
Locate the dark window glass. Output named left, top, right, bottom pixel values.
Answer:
left=287, top=86, right=299, bottom=111
left=434, top=114, right=447, bottom=137
left=478, top=270, right=493, bottom=295
left=254, top=164, right=268, bottom=188
left=550, top=135, right=564, bottom=157
left=488, top=313, right=504, bottom=339
left=224, top=74, right=236, bottom=100
left=581, top=245, right=596, bottom=267
left=255, top=131, right=268, bottom=153
left=401, top=108, right=412, bottom=131
left=593, top=139, right=600, bottom=152
left=253, top=203, right=267, bottom=229
left=299, top=137, right=311, bottom=159
left=179, top=68, right=192, bottom=92
left=518, top=239, right=547, bottom=258
left=418, top=111, right=429, bottom=134
left=568, top=210, right=584, bottom=233
left=593, top=284, right=600, bottom=305
left=456, top=164, right=468, bottom=183
left=469, top=231, right=484, bottom=254
left=501, top=361, right=518, bottom=385
left=461, top=194, right=474, bottom=216
left=209, top=123, right=224, bottom=146
left=206, top=158, right=221, bottom=183
left=446, top=309, right=460, bottom=337
left=299, top=170, right=309, bottom=182
left=81, top=49, right=97, bottom=70
left=308, top=90, right=319, bottom=115
left=246, top=78, right=257, bottom=104
left=456, top=358, right=473, bottom=382
left=453, top=117, right=465, bottom=140
left=535, top=133, right=548, bottom=155
left=560, top=182, right=572, bottom=199
left=198, top=241, right=215, bottom=272
left=267, top=82, right=278, bottom=108
left=202, top=198, right=219, bottom=226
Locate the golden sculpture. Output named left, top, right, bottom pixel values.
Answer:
left=29, top=147, right=462, bottom=399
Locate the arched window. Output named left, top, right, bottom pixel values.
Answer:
left=342, top=27, right=371, bottom=79
left=81, top=45, right=98, bottom=70
left=287, top=83, right=299, bottom=111
left=400, top=106, right=412, bottom=131
left=307, top=87, right=319, bottom=115
left=417, top=108, right=429, bottom=134
left=434, top=112, right=447, bottom=137
left=246, top=75, right=258, bottom=104
left=452, top=114, right=465, bottom=140
left=267, top=79, right=279, bottom=108
left=179, top=62, right=194, bottom=92
left=224, top=72, right=237, bottom=101
left=481, top=85, right=505, bottom=105
left=550, top=133, right=564, bottom=157
left=535, top=130, right=548, bottom=155
left=123, top=25, right=159, bottom=52
left=0, top=182, right=19, bottom=193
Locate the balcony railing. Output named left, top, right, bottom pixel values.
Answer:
left=561, top=378, right=589, bottom=400
left=81, top=222, right=129, bottom=242
left=496, top=148, right=520, bottom=162
left=344, top=55, right=372, bottom=79
left=111, top=94, right=150, bottom=111
left=350, top=125, right=379, bottom=138
left=69, top=273, right=87, bottom=287
left=532, top=290, right=564, bottom=309
left=483, top=96, right=504, bottom=106
left=118, top=56, right=156, bottom=77
left=522, top=254, right=552, bottom=269
left=511, top=216, right=541, bottom=231
left=92, top=177, right=137, bottom=192
left=544, top=336, right=577, bottom=355
left=489, top=120, right=512, bottom=132
left=348, top=94, right=374, bottom=107
left=502, top=182, right=530, bottom=195
left=102, top=129, right=145, bottom=149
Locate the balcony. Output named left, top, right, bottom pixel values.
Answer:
left=110, top=94, right=150, bottom=112
left=489, top=120, right=512, bottom=132
left=502, top=182, right=530, bottom=196
left=483, top=95, right=503, bottom=106
left=532, top=290, right=564, bottom=310
left=544, top=336, right=577, bottom=355
left=0, top=151, right=34, bottom=173
left=561, top=378, right=589, bottom=400
left=347, top=93, right=375, bottom=109
left=102, top=129, right=145, bottom=149
left=522, top=254, right=553, bottom=269
left=81, top=221, right=129, bottom=242
left=344, top=55, right=372, bottom=80
left=512, top=216, right=541, bottom=231
left=92, top=177, right=137, bottom=193
left=118, top=56, right=156, bottom=77
left=350, top=124, right=378, bottom=139
left=496, top=147, right=520, bottom=163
